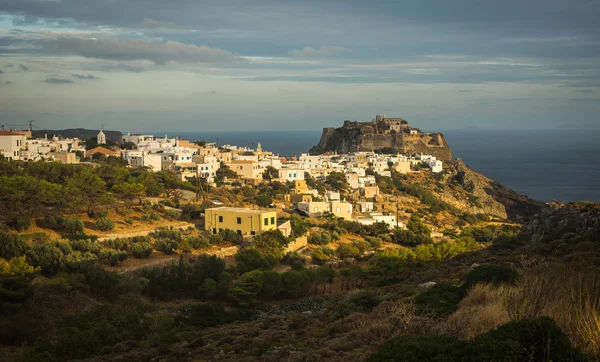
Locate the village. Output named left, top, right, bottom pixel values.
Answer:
left=0, top=116, right=445, bottom=243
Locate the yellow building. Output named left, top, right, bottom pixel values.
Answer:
left=205, top=207, right=277, bottom=236
left=226, top=160, right=262, bottom=180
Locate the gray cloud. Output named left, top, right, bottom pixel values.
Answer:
left=141, top=18, right=183, bottom=30
left=576, top=89, right=594, bottom=93
left=0, top=69, right=3, bottom=74
left=100, top=64, right=145, bottom=73
left=72, top=73, right=100, bottom=80
left=44, top=78, right=74, bottom=84
left=45, top=37, right=241, bottom=65
left=19, top=64, right=30, bottom=71
left=289, top=46, right=351, bottom=57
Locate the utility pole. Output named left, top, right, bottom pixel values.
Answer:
left=396, top=193, right=399, bottom=230
left=28, top=120, right=34, bottom=132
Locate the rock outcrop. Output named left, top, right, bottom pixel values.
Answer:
left=521, top=201, right=600, bottom=243
left=309, top=120, right=452, bottom=160
left=441, top=159, right=543, bottom=221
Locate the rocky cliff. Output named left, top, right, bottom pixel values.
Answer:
left=309, top=120, right=452, bottom=160
left=521, top=201, right=600, bottom=243
left=439, top=159, right=543, bottom=221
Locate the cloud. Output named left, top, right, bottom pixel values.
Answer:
left=1, top=81, right=12, bottom=85
left=72, top=73, right=100, bottom=80
left=576, top=89, right=594, bottom=93
left=288, top=46, right=351, bottom=57
left=45, top=37, right=241, bottom=65
left=0, top=69, right=3, bottom=74
left=44, top=78, right=74, bottom=84
left=19, top=64, right=30, bottom=71
left=141, top=18, right=183, bottom=30
left=101, top=64, right=145, bottom=73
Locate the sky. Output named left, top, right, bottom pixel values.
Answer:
left=0, top=0, right=599, bottom=132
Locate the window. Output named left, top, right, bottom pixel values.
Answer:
left=264, top=218, right=268, bottom=226
left=271, top=217, right=275, bottom=225
left=251, top=231, right=256, bottom=236
left=237, top=230, right=242, bottom=236
left=237, top=217, right=242, bottom=224
left=218, top=216, right=223, bottom=222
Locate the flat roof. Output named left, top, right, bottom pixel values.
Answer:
left=206, top=207, right=275, bottom=214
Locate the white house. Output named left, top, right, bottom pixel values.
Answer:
left=0, top=131, right=27, bottom=160
left=278, top=168, right=305, bottom=182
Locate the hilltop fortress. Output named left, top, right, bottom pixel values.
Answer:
left=309, top=114, right=452, bottom=160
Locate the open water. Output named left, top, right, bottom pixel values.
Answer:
left=154, top=129, right=600, bottom=203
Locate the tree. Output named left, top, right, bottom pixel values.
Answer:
left=255, top=194, right=273, bottom=208
left=407, top=215, right=431, bottom=236
left=262, top=166, right=279, bottom=182
left=0, top=231, right=29, bottom=260
left=63, top=167, right=106, bottom=216
left=111, top=182, right=146, bottom=208
left=325, top=172, right=349, bottom=192
left=0, top=175, right=61, bottom=224
left=121, top=141, right=137, bottom=150
left=156, top=171, right=180, bottom=198
left=251, top=230, right=289, bottom=260
left=230, top=270, right=263, bottom=306
left=235, top=248, right=276, bottom=273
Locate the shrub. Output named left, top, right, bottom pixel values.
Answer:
left=12, top=215, right=31, bottom=231
left=311, top=247, right=332, bottom=265
left=283, top=251, right=306, bottom=270
left=0, top=231, right=29, bottom=259
left=463, top=264, right=518, bottom=291
left=141, top=212, right=161, bottom=221
left=415, top=283, right=463, bottom=317
left=130, top=242, right=153, bottom=258
left=309, top=232, right=331, bottom=245
left=336, top=243, right=361, bottom=259
left=105, top=238, right=129, bottom=251
left=185, top=236, right=210, bottom=249
left=219, top=228, right=241, bottom=243
left=154, top=238, right=180, bottom=254
left=164, top=209, right=180, bottom=220
left=99, top=248, right=128, bottom=266
left=62, top=217, right=85, bottom=234
left=95, top=217, right=115, bottom=231
left=151, top=227, right=182, bottom=241
left=44, top=215, right=84, bottom=234
left=68, top=239, right=101, bottom=254
left=235, top=248, right=276, bottom=273
left=368, top=317, right=588, bottom=362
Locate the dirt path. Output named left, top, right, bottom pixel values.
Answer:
left=97, top=221, right=196, bottom=241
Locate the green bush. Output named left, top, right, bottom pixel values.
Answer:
left=141, top=212, right=161, bottom=221
left=219, top=228, right=241, bottom=243
left=130, top=242, right=153, bottom=258
left=235, top=248, right=276, bottom=273
left=43, top=215, right=84, bottom=234
left=105, top=238, right=129, bottom=251
left=151, top=227, right=182, bottom=241
left=282, top=251, right=306, bottom=270
left=164, top=209, right=180, bottom=220
left=309, top=232, right=332, bottom=245
left=68, top=238, right=101, bottom=254
left=0, top=230, right=29, bottom=259
left=154, top=238, right=179, bottom=254
left=311, top=248, right=332, bottom=265
left=95, top=217, right=115, bottom=231
left=463, top=264, right=518, bottom=291
left=185, top=236, right=210, bottom=249
left=99, top=248, right=128, bottom=266
left=12, top=215, right=31, bottom=231
left=414, top=282, right=463, bottom=317
left=368, top=317, right=589, bottom=362
left=336, top=243, right=360, bottom=259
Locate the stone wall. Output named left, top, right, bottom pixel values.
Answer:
left=285, top=235, right=308, bottom=253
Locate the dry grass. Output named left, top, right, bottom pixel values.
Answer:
left=441, top=283, right=510, bottom=339
left=350, top=301, right=434, bottom=345
left=443, top=263, right=600, bottom=359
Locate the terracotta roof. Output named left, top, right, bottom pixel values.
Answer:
left=0, top=130, right=25, bottom=136
left=87, top=146, right=120, bottom=156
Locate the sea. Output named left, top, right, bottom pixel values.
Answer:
left=153, top=129, right=600, bottom=203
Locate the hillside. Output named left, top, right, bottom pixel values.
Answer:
left=32, top=128, right=122, bottom=143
